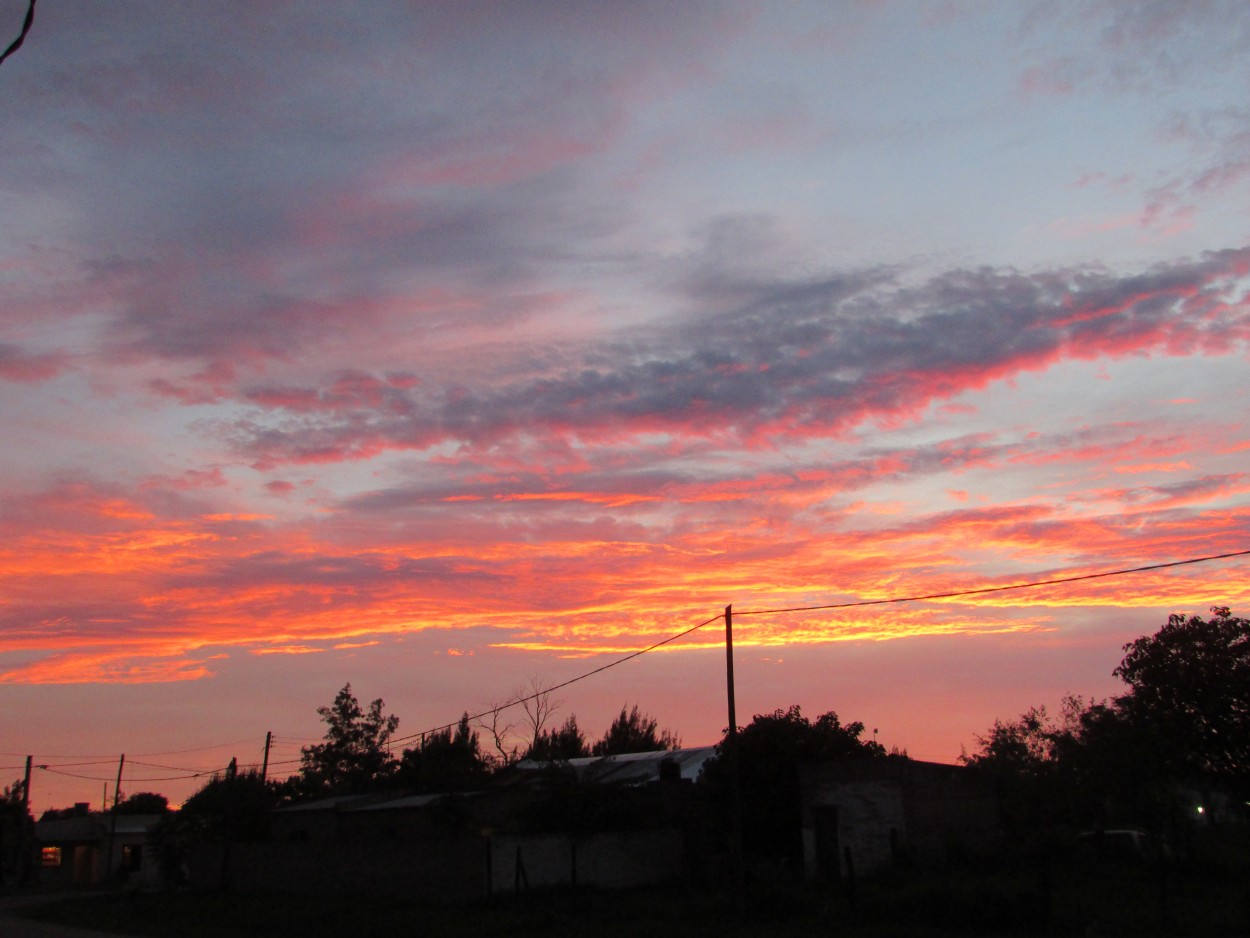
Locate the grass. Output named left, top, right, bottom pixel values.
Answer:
left=16, top=858, right=1250, bottom=937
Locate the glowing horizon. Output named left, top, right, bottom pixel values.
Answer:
left=2, top=1, right=1249, bottom=812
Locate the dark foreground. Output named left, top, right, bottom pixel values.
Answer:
left=13, top=859, right=1250, bottom=938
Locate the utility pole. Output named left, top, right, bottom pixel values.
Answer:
left=107, top=754, right=124, bottom=882
left=18, top=755, right=32, bottom=885
left=220, top=756, right=238, bottom=889
left=20, top=756, right=31, bottom=813
left=260, top=731, right=272, bottom=782
left=725, top=605, right=745, bottom=910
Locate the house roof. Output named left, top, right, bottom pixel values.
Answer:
left=516, top=746, right=717, bottom=785
left=36, top=812, right=165, bottom=842
left=274, top=792, right=385, bottom=813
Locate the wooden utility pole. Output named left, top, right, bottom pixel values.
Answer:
left=107, top=754, right=124, bottom=881
left=260, top=731, right=272, bottom=782
left=20, top=756, right=31, bottom=812
left=18, top=755, right=32, bottom=885
left=725, top=605, right=745, bottom=910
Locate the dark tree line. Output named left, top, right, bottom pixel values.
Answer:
left=962, top=606, right=1250, bottom=838
left=288, top=684, right=681, bottom=800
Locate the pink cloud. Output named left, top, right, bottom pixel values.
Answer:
left=0, top=345, right=68, bottom=383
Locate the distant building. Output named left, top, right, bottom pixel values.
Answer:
left=800, top=758, right=1001, bottom=879
left=514, top=745, right=716, bottom=785
left=36, top=807, right=165, bottom=887
left=203, top=748, right=714, bottom=900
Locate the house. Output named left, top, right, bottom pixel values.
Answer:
left=514, top=746, right=717, bottom=786
left=200, top=749, right=714, bottom=900
left=800, top=758, right=1001, bottom=880
left=36, top=806, right=165, bottom=887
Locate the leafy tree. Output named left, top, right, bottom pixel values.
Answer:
left=154, top=768, right=285, bottom=887
left=1, top=779, right=33, bottom=883
left=962, top=705, right=1062, bottom=778
left=525, top=714, right=590, bottom=761
left=175, top=769, right=281, bottom=840
left=296, top=683, right=399, bottom=796
left=113, top=791, right=170, bottom=815
left=591, top=705, right=679, bottom=756
left=398, top=713, right=490, bottom=793
left=1113, top=606, right=1250, bottom=797
left=962, top=607, right=1250, bottom=834
left=0, top=779, right=29, bottom=821
left=700, top=705, right=885, bottom=864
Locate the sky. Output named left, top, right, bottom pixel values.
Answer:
left=2, top=1, right=1249, bottom=813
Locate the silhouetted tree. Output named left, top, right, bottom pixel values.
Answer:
left=399, top=713, right=490, bottom=792
left=161, top=769, right=281, bottom=844
left=963, top=607, right=1250, bottom=835
left=700, top=705, right=885, bottom=865
left=962, top=701, right=1085, bottom=835
left=526, top=714, right=590, bottom=761
left=0, top=780, right=28, bottom=820
left=476, top=677, right=561, bottom=767
left=113, top=791, right=170, bottom=815
left=1114, top=606, right=1250, bottom=798
left=0, top=779, right=33, bottom=886
left=476, top=700, right=520, bottom=767
left=591, top=705, right=679, bottom=756
left=296, top=683, right=399, bottom=796
left=154, top=768, right=285, bottom=887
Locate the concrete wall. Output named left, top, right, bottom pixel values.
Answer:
left=488, top=829, right=685, bottom=892
left=195, top=828, right=687, bottom=902
left=801, top=760, right=1001, bottom=880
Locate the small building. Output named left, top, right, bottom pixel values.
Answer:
left=36, top=808, right=165, bottom=887
left=207, top=750, right=717, bottom=900
left=800, top=759, right=1001, bottom=880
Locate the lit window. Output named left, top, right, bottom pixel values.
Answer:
left=41, top=846, right=62, bottom=868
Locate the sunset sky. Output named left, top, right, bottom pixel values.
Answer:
left=2, top=1, right=1249, bottom=812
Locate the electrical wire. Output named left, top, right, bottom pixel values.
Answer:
left=0, top=0, right=34, bottom=68
left=734, top=548, right=1250, bottom=618
left=398, top=547, right=1249, bottom=744
left=18, top=546, right=1250, bottom=784
left=393, top=613, right=726, bottom=746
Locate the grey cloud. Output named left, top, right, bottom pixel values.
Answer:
left=223, top=248, right=1250, bottom=466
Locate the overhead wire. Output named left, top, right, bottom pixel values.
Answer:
left=734, top=548, right=1250, bottom=618
left=392, top=612, right=726, bottom=746
left=0, top=0, right=34, bottom=68
left=398, top=547, right=1249, bottom=744
left=18, top=546, right=1249, bottom=785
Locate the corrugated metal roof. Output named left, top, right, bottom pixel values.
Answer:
left=517, top=745, right=717, bottom=784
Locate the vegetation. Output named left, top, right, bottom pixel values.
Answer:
left=20, top=607, right=1250, bottom=936
left=113, top=791, right=171, bottom=815
left=699, top=705, right=886, bottom=865
left=398, top=713, right=490, bottom=792
left=962, top=606, right=1250, bottom=839
left=590, top=704, right=679, bottom=756
left=295, top=683, right=400, bottom=796
left=525, top=714, right=590, bottom=761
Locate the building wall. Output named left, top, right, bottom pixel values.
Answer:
left=197, top=828, right=687, bottom=902
left=35, top=813, right=164, bottom=888
left=801, top=760, right=1001, bottom=880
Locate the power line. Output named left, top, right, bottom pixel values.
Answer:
left=400, top=546, right=1249, bottom=745
left=19, top=542, right=1250, bottom=785
left=39, top=766, right=223, bottom=783
left=394, top=613, right=725, bottom=747
left=2, top=737, right=265, bottom=763
left=0, top=0, right=34, bottom=68
left=734, top=548, right=1250, bottom=617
